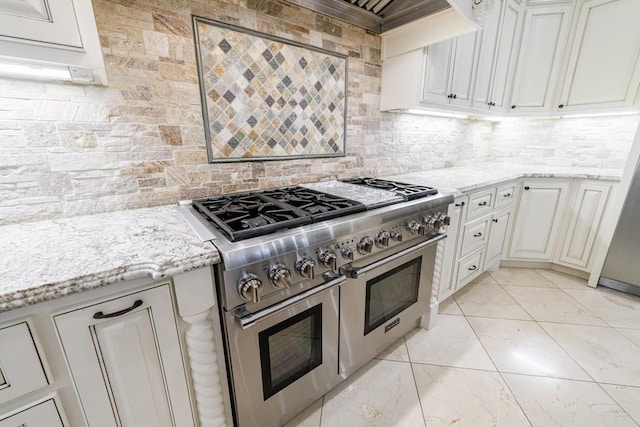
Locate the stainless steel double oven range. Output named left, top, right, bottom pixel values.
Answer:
left=180, top=178, right=453, bottom=427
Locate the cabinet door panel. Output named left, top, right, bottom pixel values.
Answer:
left=0, top=0, right=82, bottom=48
left=421, top=40, right=454, bottom=104
left=486, top=209, right=512, bottom=266
left=0, top=398, right=64, bottom=427
left=509, top=181, right=569, bottom=260
left=559, top=0, right=640, bottom=110
left=491, top=0, right=525, bottom=110
left=473, top=0, right=503, bottom=110
left=510, top=5, right=572, bottom=112
left=558, top=182, right=610, bottom=269
left=450, top=31, right=480, bottom=107
left=438, top=199, right=467, bottom=301
left=54, top=284, right=194, bottom=427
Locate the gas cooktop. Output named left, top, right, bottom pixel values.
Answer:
left=191, top=178, right=440, bottom=242
left=341, top=177, right=438, bottom=200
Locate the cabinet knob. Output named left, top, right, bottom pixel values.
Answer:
left=447, top=94, right=453, bottom=99
left=559, top=104, right=564, bottom=108
left=452, top=94, right=457, bottom=99
left=511, top=105, right=516, bottom=109
left=491, top=102, right=496, bottom=106
left=524, top=186, right=530, bottom=190
left=492, top=218, right=499, bottom=223
left=455, top=201, right=466, bottom=207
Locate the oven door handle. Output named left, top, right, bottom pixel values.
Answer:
left=339, top=234, right=447, bottom=279
left=235, top=273, right=347, bottom=329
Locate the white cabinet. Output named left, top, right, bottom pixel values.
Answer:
left=486, top=208, right=512, bottom=268
left=556, top=0, right=640, bottom=112
left=422, top=31, right=480, bottom=108
left=473, top=0, right=525, bottom=112
left=556, top=181, right=611, bottom=270
left=437, top=198, right=467, bottom=301
left=0, top=398, right=65, bottom=427
left=0, top=322, right=48, bottom=405
left=509, top=2, right=574, bottom=114
left=54, top=284, right=195, bottom=427
left=0, top=0, right=106, bottom=84
left=508, top=180, right=570, bottom=260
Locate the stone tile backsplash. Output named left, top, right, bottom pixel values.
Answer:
left=0, top=0, right=637, bottom=225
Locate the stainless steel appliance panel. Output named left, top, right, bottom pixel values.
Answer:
left=600, top=158, right=640, bottom=295
left=225, top=284, right=341, bottom=427
left=339, top=237, right=438, bottom=377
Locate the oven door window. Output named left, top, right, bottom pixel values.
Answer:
left=258, top=304, right=323, bottom=400
left=364, top=257, right=421, bottom=335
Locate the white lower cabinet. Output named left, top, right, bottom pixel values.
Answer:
left=485, top=208, right=513, bottom=269
left=507, top=180, right=570, bottom=260
left=437, top=198, right=468, bottom=301
left=0, top=398, right=64, bottom=427
left=54, top=284, right=195, bottom=427
left=555, top=181, right=612, bottom=270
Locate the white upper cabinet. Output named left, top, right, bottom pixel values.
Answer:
left=422, top=31, right=480, bottom=107
left=0, top=0, right=82, bottom=48
left=473, top=0, right=525, bottom=112
left=509, top=2, right=574, bottom=114
left=556, top=0, right=640, bottom=112
left=0, top=0, right=106, bottom=84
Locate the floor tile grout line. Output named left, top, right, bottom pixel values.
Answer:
left=546, top=281, right=612, bottom=325
left=463, top=309, right=534, bottom=427
left=594, top=382, right=640, bottom=426
left=404, top=336, right=429, bottom=427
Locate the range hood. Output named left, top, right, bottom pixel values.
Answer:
left=285, top=0, right=494, bottom=59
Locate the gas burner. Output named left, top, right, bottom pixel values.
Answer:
left=192, top=193, right=311, bottom=241
left=261, top=187, right=365, bottom=221
left=341, top=177, right=438, bottom=200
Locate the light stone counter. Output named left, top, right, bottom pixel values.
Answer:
left=386, top=163, right=622, bottom=194
left=0, top=206, right=219, bottom=313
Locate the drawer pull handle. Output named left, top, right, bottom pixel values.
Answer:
left=93, top=300, right=143, bottom=319
left=455, top=201, right=466, bottom=207
left=504, top=193, right=512, bottom=197
left=468, top=265, right=478, bottom=271
left=473, top=232, right=483, bottom=237
left=524, top=186, right=530, bottom=190
left=478, top=201, right=488, bottom=206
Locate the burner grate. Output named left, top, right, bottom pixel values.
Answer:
left=262, top=187, right=366, bottom=221
left=341, top=177, right=438, bottom=200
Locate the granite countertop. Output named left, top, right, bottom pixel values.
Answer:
left=0, top=163, right=623, bottom=314
left=0, top=206, right=219, bottom=313
left=386, top=163, right=622, bottom=193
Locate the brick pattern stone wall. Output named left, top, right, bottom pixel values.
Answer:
left=0, top=0, right=637, bottom=225
left=0, top=0, right=484, bottom=225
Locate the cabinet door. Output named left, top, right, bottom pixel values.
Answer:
left=54, top=284, right=194, bottom=427
left=510, top=4, right=573, bottom=113
left=557, top=181, right=611, bottom=269
left=508, top=180, right=570, bottom=260
left=558, top=0, right=640, bottom=112
left=0, top=0, right=82, bottom=48
left=486, top=209, right=512, bottom=267
left=438, top=199, right=467, bottom=301
left=422, top=40, right=454, bottom=104
left=474, top=0, right=525, bottom=112
left=0, top=398, right=64, bottom=427
left=449, top=31, right=480, bottom=107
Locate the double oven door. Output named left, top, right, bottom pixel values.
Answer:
left=339, top=235, right=442, bottom=377
left=224, top=275, right=344, bottom=427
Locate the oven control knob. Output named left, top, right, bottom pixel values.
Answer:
left=319, top=250, right=338, bottom=271
left=390, top=230, right=403, bottom=242
left=406, top=220, right=423, bottom=236
left=296, top=257, right=316, bottom=280
left=341, top=246, right=354, bottom=260
left=357, top=236, right=374, bottom=254
left=238, top=273, right=263, bottom=303
left=423, top=215, right=438, bottom=233
left=375, top=230, right=390, bottom=248
left=269, top=265, right=292, bottom=289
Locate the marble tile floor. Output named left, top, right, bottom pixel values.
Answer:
left=285, top=268, right=640, bottom=427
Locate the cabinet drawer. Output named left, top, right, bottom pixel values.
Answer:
left=461, top=218, right=490, bottom=256
left=0, top=398, right=64, bottom=427
left=467, top=188, right=496, bottom=220
left=496, top=183, right=517, bottom=208
left=457, top=248, right=484, bottom=288
left=0, top=322, right=48, bottom=405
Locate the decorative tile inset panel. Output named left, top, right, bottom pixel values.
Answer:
left=194, top=17, right=347, bottom=163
